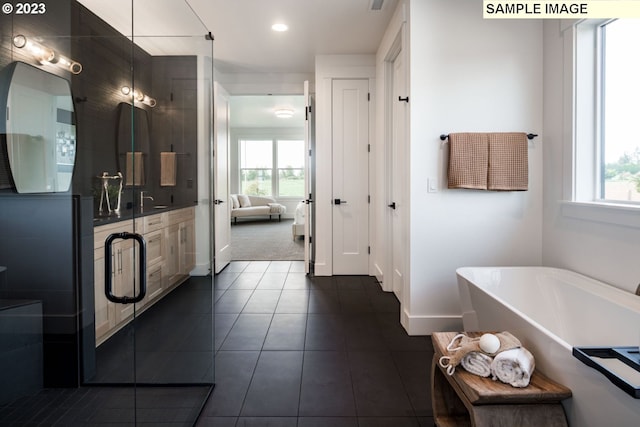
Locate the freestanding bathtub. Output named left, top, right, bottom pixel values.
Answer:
left=457, top=266, right=640, bottom=427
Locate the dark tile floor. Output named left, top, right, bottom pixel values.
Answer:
left=197, top=261, right=435, bottom=427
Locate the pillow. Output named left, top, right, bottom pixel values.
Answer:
left=230, top=194, right=239, bottom=209
left=238, top=194, right=251, bottom=207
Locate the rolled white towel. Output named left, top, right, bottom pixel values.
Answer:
left=490, top=347, right=535, bottom=387
left=460, top=351, right=493, bottom=377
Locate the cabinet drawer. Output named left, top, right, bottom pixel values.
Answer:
left=168, top=207, right=195, bottom=225
left=145, top=262, right=164, bottom=303
left=143, top=212, right=166, bottom=233
left=145, top=229, right=164, bottom=266
left=94, top=222, right=133, bottom=250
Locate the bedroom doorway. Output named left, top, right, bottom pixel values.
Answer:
left=223, top=92, right=313, bottom=269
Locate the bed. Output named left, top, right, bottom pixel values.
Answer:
left=292, top=201, right=305, bottom=240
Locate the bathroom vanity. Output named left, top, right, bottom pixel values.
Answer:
left=93, top=206, right=195, bottom=345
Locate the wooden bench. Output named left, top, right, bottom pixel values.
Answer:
left=431, top=332, right=572, bottom=427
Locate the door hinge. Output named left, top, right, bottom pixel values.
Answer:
left=367, top=92, right=371, bottom=101
left=309, top=149, right=312, bottom=157
left=368, top=246, right=371, bottom=255
left=368, top=195, right=370, bottom=204
left=309, top=235, right=312, bottom=244
left=170, top=92, right=174, bottom=102
left=367, top=144, right=371, bottom=153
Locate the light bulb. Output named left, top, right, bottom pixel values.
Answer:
left=13, top=34, right=82, bottom=74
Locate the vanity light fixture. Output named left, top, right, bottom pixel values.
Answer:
left=121, top=86, right=156, bottom=107
left=274, top=108, right=294, bottom=118
left=12, top=34, right=82, bottom=75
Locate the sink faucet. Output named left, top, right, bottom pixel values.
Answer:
left=140, top=191, right=154, bottom=209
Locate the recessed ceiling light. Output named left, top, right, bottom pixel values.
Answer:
left=271, top=23, right=289, bottom=32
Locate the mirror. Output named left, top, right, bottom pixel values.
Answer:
left=117, top=102, right=150, bottom=186
left=1, top=62, right=76, bottom=193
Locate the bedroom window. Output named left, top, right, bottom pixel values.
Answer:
left=240, top=139, right=273, bottom=196
left=277, top=140, right=305, bottom=197
left=600, top=19, right=640, bottom=203
left=239, top=138, right=305, bottom=197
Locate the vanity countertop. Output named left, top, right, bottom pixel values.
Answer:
left=93, top=203, right=197, bottom=227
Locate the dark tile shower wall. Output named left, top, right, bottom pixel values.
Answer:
left=0, top=195, right=93, bottom=388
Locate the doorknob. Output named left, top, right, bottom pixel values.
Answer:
left=388, top=202, right=396, bottom=209
left=334, top=198, right=348, bottom=205
left=214, top=199, right=225, bottom=205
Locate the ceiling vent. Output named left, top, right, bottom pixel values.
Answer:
left=370, top=0, right=384, bottom=11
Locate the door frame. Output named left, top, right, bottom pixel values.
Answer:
left=213, top=81, right=231, bottom=274
left=314, top=57, right=376, bottom=276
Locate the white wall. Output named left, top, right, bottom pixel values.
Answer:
left=542, top=20, right=640, bottom=293
left=403, top=0, right=544, bottom=334
left=215, top=70, right=312, bottom=95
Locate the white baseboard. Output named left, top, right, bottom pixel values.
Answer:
left=400, top=309, right=463, bottom=336
left=314, top=262, right=331, bottom=276
left=190, top=263, right=211, bottom=277
left=373, top=263, right=392, bottom=292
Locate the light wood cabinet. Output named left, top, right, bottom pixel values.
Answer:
left=94, top=220, right=138, bottom=345
left=93, top=206, right=195, bottom=346
left=166, top=207, right=195, bottom=285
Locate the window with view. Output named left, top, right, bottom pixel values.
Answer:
left=239, top=138, right=305, bottom=197
left=601, top=19, right=640, bottom=203
left=277, top=140, right=305, bottom=197
left=240, top=139, right=272, bottom=196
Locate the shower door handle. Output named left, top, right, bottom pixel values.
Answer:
left=105, top=232, right=147, bottom=304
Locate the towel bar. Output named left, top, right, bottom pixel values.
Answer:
left=440, top=133, right=538, bottom=141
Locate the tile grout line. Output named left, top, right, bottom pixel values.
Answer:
left=295, top=268, right=313, bottom=422
left=233, top=260, right=276, bottom=422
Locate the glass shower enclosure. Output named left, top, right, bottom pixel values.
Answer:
left=0, top=0, right=215, bottom=424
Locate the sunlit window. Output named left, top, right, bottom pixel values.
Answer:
left=277, top=140, right=305, bottom=197
left=240, top=140, right=272, bottom=196
left=601, top=19, right=640, bottom=202
left=239, top=139, right=305, bottom=197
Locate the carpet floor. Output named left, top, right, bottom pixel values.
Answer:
left=231, top=218, right=304, bottom=261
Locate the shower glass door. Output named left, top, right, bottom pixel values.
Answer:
left=0, top=0, right=214, bottom=425
left=1, top=0, right=214, bottom=424
left=85, top=0, right=215, bottom=415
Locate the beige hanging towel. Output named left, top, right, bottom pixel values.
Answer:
left=125, top=152, right=145, bottom=186
left=160, top=152, right=177, bottom=186
left=447, top=133, right=489, bottom=190
left=488, top=132, right=528, bottom=191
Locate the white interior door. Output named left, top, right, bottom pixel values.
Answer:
left=213, top=82, right=231, bottom=273
left=391, top=52, right=407, bottom=300
left=332, top=79, right=369, bottom=275
left=304, top=81, right=312, bottom=274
